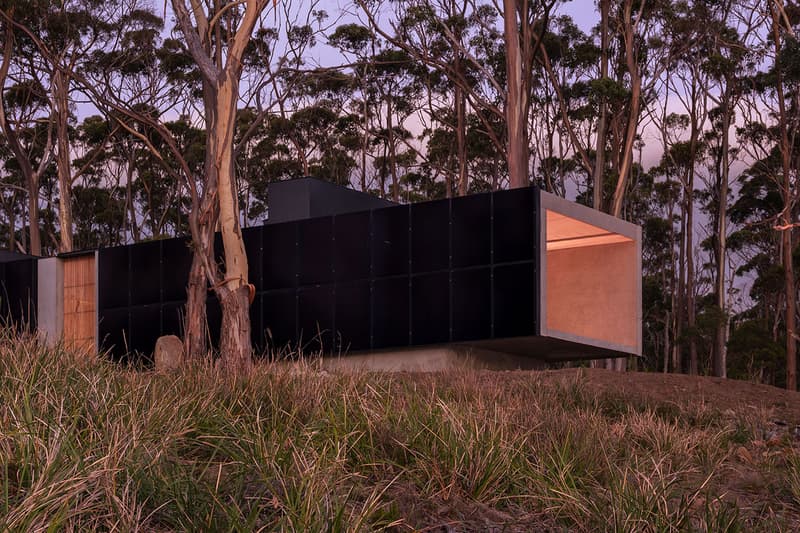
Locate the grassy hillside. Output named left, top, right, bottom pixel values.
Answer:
left=1, top=333, right=799, bottom=531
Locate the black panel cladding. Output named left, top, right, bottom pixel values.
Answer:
left=242, top=226, right=263, bottom=289
left=452, top=267, right=491, bottom=341
left=298, top=284, right=335, bottom=353
left=96, top=185, right=541, bottom=359
left=334, top=211, right=370, bottom=282
left=129, top=241, right=161, bottom=306
left=372, top=276, right=409, bottom=347
left=263, top=223, right=297, bottom=290
left=452, top=192, right=491, bottom=268
left=411, top=272, right=450, bottom=345
left=263, top=289, right=296, bottom=352
left=411, top=199, right=449, bottom=273
left=335, top=280, right=371, bottom=351
left=0, top=259, right=38, bottom=329
left=299, top=217, right=334, bottom=285
left=493, top=262, right=536, bottom=338
left=371, top=205, right=409, bottom=277
left=493, top=187, right=534, bottom=263
left=160, top=238, right=192, bottom=303
left=98, top=246, right=128, bottom=310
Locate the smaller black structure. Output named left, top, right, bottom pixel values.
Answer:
left=0, top=251, right=37, bottom=330
left=267, top=176, right=395, bottom=223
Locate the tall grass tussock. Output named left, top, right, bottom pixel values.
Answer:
left=0, top=330, right=798, bottom=531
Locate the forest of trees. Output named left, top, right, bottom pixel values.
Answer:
left=1, top=0, right=800, bottom=386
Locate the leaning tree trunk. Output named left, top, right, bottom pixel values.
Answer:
left=212, top=79, right=252, bottom=373
left=53, top=70, right=74, bottom=252
left=504, top=0, right=528, bottom=189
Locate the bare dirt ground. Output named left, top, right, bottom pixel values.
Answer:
left=537, top=368, right=800, bottom=423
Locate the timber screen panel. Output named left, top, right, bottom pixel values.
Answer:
left=97, top=187, right=540, bottom=358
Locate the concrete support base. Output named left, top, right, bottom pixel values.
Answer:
left=318, top=345, right=546, bottom=372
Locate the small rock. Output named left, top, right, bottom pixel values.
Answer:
left=154, top=335, right=184, bottom=372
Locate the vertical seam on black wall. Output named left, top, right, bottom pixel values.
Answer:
left=448, top=199, right=453, bottom=343
left=331, top=215, right=336, bottom=355
left=158, top=240, right=164, bottom=342
left=293, top=222, right=299, bottom=350
left=407, top=205, right=412, bottom=346
left=490, top=191, right=495, bottom=339
left=369, top=209, right=374, bottom=350
left=127, top=245, right=132, bottom=356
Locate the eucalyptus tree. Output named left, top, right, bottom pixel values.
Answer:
left=0, top=13, right=54, bottom=256
left=766, top=0, right=799, bottom=390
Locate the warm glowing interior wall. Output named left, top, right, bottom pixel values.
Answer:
left=545, top=240, right=638, bottom=351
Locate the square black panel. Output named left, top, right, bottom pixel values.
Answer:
left=3, top=260, right=36, bottom=328
left=98, top=307, right=129, bottom=360
left=334, top=211, right=370, bottom=282
left=493, top=262, right=536, bottom=338
left=452, top=192, right=491, bottom=268
left=242, top=226, right=263, bottom=289
left=452, top=268, right=491, bottom=341
left=263, top=222, right=297, bottom=290
left=0, top=266, right=8, bottom=320
left=160, top=238, right=192, bottom=303
left=298, top=285, right=335, bottom=353
left=411, top=272, right=450, bottom=345
left=129, top=240, right=161, bottom=306
left=411, top=199, right=449, bottom=273
left=129, top=304, right=161, bottom=359
left=372, top=277, right=409, bottom=348
left=371, top=205, right=409, bottom=277
left=334, top=280, right=370, bottom=351
left=298, top=217, right=334, bottom=285
left=493, top=187, right=535, bottom=263
left=161, top=302, right=184, bottom=338
left=98, top=246, right=129, bottom=310
left=263, top=289, right=297, bottom=352
left=250, top=293, right=265, bottom=353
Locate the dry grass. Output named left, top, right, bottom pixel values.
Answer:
left=1, top=331, right=799, bottom=531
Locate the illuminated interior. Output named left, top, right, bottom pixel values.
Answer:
left=544, top=208, right=639, bottom=353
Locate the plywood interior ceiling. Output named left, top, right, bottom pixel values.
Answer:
left=63, top=255, right=96, bottom=352
left=546, top=210, right=632, bottom=251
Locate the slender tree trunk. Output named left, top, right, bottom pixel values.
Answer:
left=53, top=69, right=73, bottom=252
left=361, top=94, right=368, bottom=193
left=456, top=81, right=468, bottom=196
left=591, top=0, right=611, bottom=371
left=611, top=0, right=641, bottom=217
left=184, top=251, right=208, bottom=359
left=687, top=84, right=699, bottom=375
left=386, top=95, right=399, bottom=201
left=686, top=178, right=697, bottom=374
left=593, top=0, right=609, bottom=211
left=675, top=203, right=687, bottom=373
left=714, top=90, right=732, bottom=378
left=26, top=175, right=41, bottom=255
left=771, top=6, right=796, bottom=390
left=504, top=0, right=527, bottom=188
